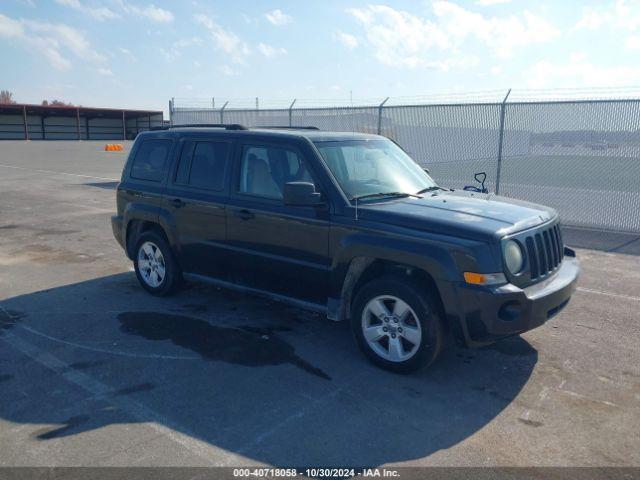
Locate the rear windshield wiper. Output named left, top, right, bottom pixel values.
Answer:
left=350, top=191, right=422, bottom=202
left=416, top=186, right=445, bottom=194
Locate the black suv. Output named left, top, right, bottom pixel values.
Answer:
left=112, top=125, right=579, bottom=372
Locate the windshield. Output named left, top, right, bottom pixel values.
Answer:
left=314, top=139, right=438, bottom=201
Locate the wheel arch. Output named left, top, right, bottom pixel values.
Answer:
left=125, top=219, right=170, bottom=259
left=123, top=203, right=178, bottom=260
left=333, top=256, right=448, bottom=327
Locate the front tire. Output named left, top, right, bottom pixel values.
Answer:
left=133, top=230, right=181, bottom=296
left=351, top=275, right=444, bottom=373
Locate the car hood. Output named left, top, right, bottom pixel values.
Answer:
left=357, top=190, right=557, bottom=242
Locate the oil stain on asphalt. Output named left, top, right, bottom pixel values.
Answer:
left=118, top=312, right=331, bottom=380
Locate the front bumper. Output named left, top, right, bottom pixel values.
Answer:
left=453, top=250, right=579, bottom=347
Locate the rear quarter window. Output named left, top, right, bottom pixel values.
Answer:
left=130, top=139, right=172, bottom=182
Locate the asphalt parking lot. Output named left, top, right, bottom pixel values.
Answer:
left=0, top=141, right=639, bottom=468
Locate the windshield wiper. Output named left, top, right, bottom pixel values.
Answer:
left=350, top=191, right=422, bottom=202
left=416, top=186, right=445, bottom=194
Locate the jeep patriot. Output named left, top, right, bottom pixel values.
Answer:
left=112, top=125, right=580, bottom=372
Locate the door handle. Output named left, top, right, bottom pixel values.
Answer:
left=233, top=209, right=255, bottom=220
left=170, top=198, right=186, bottom=208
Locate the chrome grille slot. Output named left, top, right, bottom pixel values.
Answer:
left=535, top=234, right=547, bottom=274
left=526, top=237, right=538, bottom=279
left=543, top=230, right=554, bottom=268
left=524, top=223, right=564, bottom=281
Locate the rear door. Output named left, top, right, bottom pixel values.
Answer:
left=163, top=136, right=234, bottom=277
left=225, top=139, right=330, bottom=305
left=119, top=137, right=174, bottom=221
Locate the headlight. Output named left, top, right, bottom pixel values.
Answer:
left=504, top=240, right=524, bottom=274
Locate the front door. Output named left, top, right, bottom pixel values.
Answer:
left=225, top=141, right=330, bottom=305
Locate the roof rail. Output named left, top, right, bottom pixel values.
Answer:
left=254, top=126, right=320, bottom=130
left=169, top=123, right=249, bottom=130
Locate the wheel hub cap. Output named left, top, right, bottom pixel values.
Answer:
left=137, top=241, right=166, bottom=288
left=361, top=295, right=422, bottom=363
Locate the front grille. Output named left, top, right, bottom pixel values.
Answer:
left=524, top=224, right=564, bottom=280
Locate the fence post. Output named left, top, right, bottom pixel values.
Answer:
left=495, top=88, right=511, bottom=195
left=220, top=101, right=229, bottom=124
left=377, top=97, right=389, bottom=135
left=288, top=99, right=296, bottom=127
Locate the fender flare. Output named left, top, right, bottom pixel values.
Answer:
left=123, top=203, right=179, bottom=259
left=328, top=232, right=461, bottom=322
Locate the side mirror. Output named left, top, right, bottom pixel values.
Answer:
left=283, top=182, right=323, bottom=206
left=464, top=171, right=488, bottom=193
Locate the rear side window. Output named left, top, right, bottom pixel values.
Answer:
left=174, top=141, right=229, bottom=191
left=130, top=139, right=172, bottom=182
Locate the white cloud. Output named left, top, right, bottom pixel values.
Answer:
left=334, top=30, right=358, bottom=50
left=574, top=1, right=640, bottom=32
left=626, top=35, right=640, bottom=49
left=525, top=53, right=640, bottom=88
left=265, top=9, right=292, bottom=26
left=574, top=1, right=640, bottom=52
left=476, top=0, right=511, bottom=5
left=0, top=13, right=24, bottom=37
left=347, top=2, right=560, bottom=69
left=194, top=14, right=250, bottom=63
left=118, top=47, right=137, bottom=61
left=258, top=42, right=287, bottom=58
left=54, top=0, right=119, bottom=21
left=219, top=65, right=239, bottom=76
left=241, top=13, right=258, bottom=24
left=97, top=67, right=114, bottom=76
left=25, top=20, right=105, bottom=62
left=173, top=36, right=202, bottom=48
left=116, top=0, right=174, bottom=23
left=0, top=14, right=105, bottom=70
left=160, top=36, right=202, bottom=62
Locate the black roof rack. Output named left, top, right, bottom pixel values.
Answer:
left=150, top=123, right=249, bottom=131
left=254, top=126, right=320, bottom=130
left=149, top=124, right=319, bottom=132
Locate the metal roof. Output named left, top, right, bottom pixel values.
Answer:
left=0, top=103, right=162, bottom=119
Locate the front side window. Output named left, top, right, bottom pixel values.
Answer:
left=238, top=145, right=315, bottom=200
left=130, top=139, right=172, bottom=182
left=174, top=141, right=229, bottom=191
left=314, top=139, right=437, bottom=200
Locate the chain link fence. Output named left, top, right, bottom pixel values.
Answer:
left=170, top=90, right=640, bottom=234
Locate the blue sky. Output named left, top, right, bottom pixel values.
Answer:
left=1, top=0, right=639, bottom=115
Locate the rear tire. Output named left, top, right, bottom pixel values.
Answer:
left=351, top=274, right=444, bottom=373
left=133, top=230, right=181, bottom=296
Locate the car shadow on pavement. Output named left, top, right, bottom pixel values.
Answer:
left=0, top=272, right=538, bottom=467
